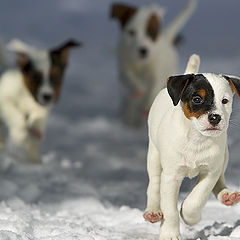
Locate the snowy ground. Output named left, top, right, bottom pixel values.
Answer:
left=0, top=0, right=239, bottom=239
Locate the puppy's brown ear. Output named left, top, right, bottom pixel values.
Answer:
left=223, top=75, right=240, bottom=98
left=167, top=74, right=195, bottom=106
left=50, top=39, right=82, bottom=66
left=110, top=3, right=137, bottom=28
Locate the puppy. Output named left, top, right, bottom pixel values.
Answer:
left=143, top=54, right=240, bottom=240
left=111, top=0, right=197, bottom=127
left=0, top=39, right=81, bottom=163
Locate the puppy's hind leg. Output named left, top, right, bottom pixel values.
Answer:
left=144, top=140, right=163, bottom=223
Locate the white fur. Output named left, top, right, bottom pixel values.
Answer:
left=117, top=0, right=197, bottom=126
left=0, top=69, right=49, bottom=163
left=145, top=55, right=238, bottom=240
left=184, top=53, right=200, bottom=74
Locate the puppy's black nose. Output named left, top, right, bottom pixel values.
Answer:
left=208, top=114, right=221, bottom=126
left=139, top=47, right=148, bottom=58
left=43, top=94, right=52, bottom=103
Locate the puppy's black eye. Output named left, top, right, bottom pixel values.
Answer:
left=33, top=73, right=42, bottom=83
left=192, top=96, right=204, bottom=105
left=127, top=29, right=136, bottom=37
left=222, top=98, right=229, bottom=104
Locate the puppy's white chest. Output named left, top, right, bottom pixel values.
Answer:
left=178, top=138, right=223, bottom=178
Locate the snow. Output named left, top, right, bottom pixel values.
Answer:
left=0, top=0, right=239, bottom=239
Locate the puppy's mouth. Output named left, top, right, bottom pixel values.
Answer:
left=204, top=127, right=221, bottom=131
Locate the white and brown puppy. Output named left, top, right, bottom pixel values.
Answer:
left=144, top=55, right=240, bottom=240
left=0, top=39, right=80, bottom=163
left=111, top=0, right=197, bottom=127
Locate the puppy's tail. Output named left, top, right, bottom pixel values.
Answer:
left=184, top=54, right=200, bottom=74
left=0, top=38, right=9, bottom=72
left=165, top=0, right=197, bottom=44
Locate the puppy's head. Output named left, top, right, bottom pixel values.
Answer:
left=8, top=39, right=81, bottom=107
left=110, top=3, right=164, bottom=62
left=167, top=73, right=240, bottom=137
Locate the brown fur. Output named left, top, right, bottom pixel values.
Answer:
left=50, top=65, right=63, bottom=101
left=59, top=49, right=69, bottom=66
left=229, top=80, right=240, bottom=98
left=23, top=71, right=42, bottom=100
left=146, top=14, right=160, bottom=41
left=197, top=89, right=206, bottom=99
left=111, top=4, right=137, bottom=28
left=183, top=102, right=201, bottom=119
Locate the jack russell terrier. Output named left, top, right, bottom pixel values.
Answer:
left=111, top=0, right=197, bottom=127
left=0, top=39, right=81, bottom=163
left=144, top=54, right=240, bottom=240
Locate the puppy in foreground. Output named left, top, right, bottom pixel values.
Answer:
left=111, top=0, right=197, bottom=127
left=0, top=39, right=80, bottom=163
left=144, top=54, right=240, bottom=240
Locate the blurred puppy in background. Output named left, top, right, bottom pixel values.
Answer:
left=0, top=39, right=81, bottom=163
left=111, top=0, right=197, bottom=127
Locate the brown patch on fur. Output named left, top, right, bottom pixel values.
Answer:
left=111, top=4, right=137, bottom=28
left=50, top=65, right=63, bottom=102
left=16, top=53, right=30, bottom=69
left=229, top=80, right=240, bottom=98
left=197, top=89, right=206, bottom=99
left=51, top=66, right=61, bottom=76
left=183, top=102, right=201, bottom=119
left=146, top=14, right=160, bottom=41
left=60, top=49, right=69, bottom=66
left=49, top=40, right=80, bottom=101
left=23, top=71, right=42, bottom=100
left=50, top=39, right=81, bottom=67
left=53, top=81, right=63, bottom=102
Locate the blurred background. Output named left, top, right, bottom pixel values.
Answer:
left=0, top=0, right=239, bottom=239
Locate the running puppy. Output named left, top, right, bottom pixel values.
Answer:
left=0, top=39, right=81, bottom=163
left=111, top=0, right=197, bottom=127
left=144, top=54, right=240, bottom=240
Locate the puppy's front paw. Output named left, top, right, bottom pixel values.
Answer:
left=218, top=189, right=240, bottom=206
left=28, top=128, right=43, bottom=140
left=143, top=210, right=163, bottom=223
